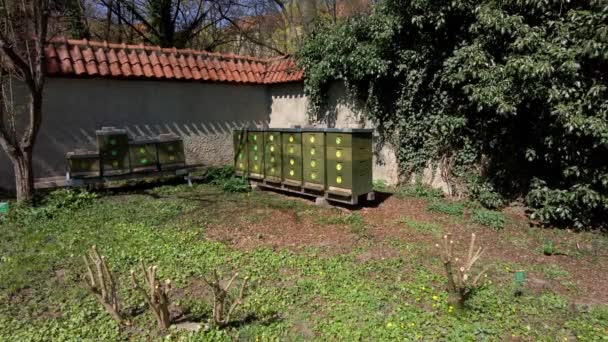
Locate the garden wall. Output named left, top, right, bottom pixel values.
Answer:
left=0, top=78, right=270, bottom=190
left=0, top=79, right=403, bottom=191
left=268, top=82, right=400, bottom=186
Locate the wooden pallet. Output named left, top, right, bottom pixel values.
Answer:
left=252, top=179, right=374, bottom=206
left=66, top=167, right=195, bottom=188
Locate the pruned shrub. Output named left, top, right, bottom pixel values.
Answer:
left=437, top=233, right=489, bottom=312
left=131, top=262, right=172, bottom=331
left=203, top=270, right=249, bottom=328
left=83, top=246, right=125, bottom=326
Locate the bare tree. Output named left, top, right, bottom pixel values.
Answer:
left=95, top=0, right=231, bottom=49
left=297, top=0, right=315, bottom=33
left=0, top=0, right=49, bottom=203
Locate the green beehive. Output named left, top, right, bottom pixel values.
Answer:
left=233, top=129, right=248, bottom=176
left=157, top=133, right=185, bottom=170
left=264, top=130, right=282, bottom=183
left=67, top=150, right=100, bottom=178
left=129, top=137, right=159, bottom=173
left=247, top=128, right=264, bottom=179
left=326, top=128, right=373, bottom=203
left=96, top=127, right=130, bottom=176
left=302, top=128, right=326, bottom=191
left=281, top=128, right=302, bottom=187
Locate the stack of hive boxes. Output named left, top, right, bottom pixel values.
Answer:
left=157, top=134, right=186, bottom=170
left=233, top=128, right=373, bottom=204
left=129, top=136, right=159, bottom=173
left=281, top=128, right=302, bottom=187
left=233, top=130, right=248, bottom=176
left=302, top=128, right=326, bottom=192
left=264, top=130, right=282, bottom=183
left=96, top=127, right=131, bottom=176
left=66, top=128, right=186, bottom=178
left=247, top=129, right=264, bottom=179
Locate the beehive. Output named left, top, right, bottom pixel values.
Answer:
left=325, top=128, right=373, bottom=201
left=233, top=129, right=248, bottom=176
left=264, top=130, right=282, bottom=183
left=66, top=150, right=100, bottom=178
left=302, top=128, right=326, bottom=191
left=129, top=137, right=159, bottom=172
left=96, top=127, right=130, bottom=176
left=281, top=128, right=302, bottom=187
left=247, top=128, right=264, bottom=179
left=157, top=133, right=185, bottom=170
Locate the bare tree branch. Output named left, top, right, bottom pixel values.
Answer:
left=219, top=9, right=286, bottom=55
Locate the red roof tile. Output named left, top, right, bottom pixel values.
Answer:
left=45, top=38, right=304, bottom=85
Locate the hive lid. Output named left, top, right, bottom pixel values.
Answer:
left=130, top=136, right=159, bottom=144
left=95, top=127, right=128, bottom=135
left=324, top=128, right=373, bottom=133
left=301, top=127, right=326, bottom=132
left=158, top=133, right=182, bottom=142
left=66, top=150, right=99, bottom=158
left=274, top=128, right=302, bottom=132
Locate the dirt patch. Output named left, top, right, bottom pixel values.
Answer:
left=292, top=319, right=316, bottom=339
left=204, top=191, right=608, bottom=305
left=355, top=242, right=400, bottom=263
left=9, top=287, right=35, bottom=306
left=172, top=278, right=211, bottom=302
left=357, top=196, right=608, bottom=305
left=54, top=268, right=68, bottom=284
left=205, top=208, right=360, bottom=253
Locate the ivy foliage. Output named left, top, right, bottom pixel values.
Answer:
left=298, top=0, right=608, bottom=229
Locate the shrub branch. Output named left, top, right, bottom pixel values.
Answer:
left=203, top=270, right=249, bottom=327
left=438, top=233, right=489, bottom=311
left=130, top=261, right=172, bottom=331
left=83, top=245, right=125, bottom=325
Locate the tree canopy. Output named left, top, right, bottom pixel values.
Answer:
left=298, top=0, right=608, bottom=229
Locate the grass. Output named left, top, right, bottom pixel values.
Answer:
left=318, top=212, right=368, bottom=238
left=395, top=182, right=444, bottom=199
left=395, top=216, right=442, bottom=237
left=0, top=184, right=607, bottom=340
left=472, top=208, right=506, bottom=230
left=427, top=200, right=465, bottom=217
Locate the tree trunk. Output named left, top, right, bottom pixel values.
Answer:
left=13, top=149, right=34, bottom=203
left=105, top=0, right=113, bottom=41
left=299, top=0, right=317, bottom=34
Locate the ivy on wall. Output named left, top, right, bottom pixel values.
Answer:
left=297, top=0, right=608, bottom=229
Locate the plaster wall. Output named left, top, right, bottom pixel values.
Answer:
left=268, top=82, right=400, bottom=185
left=0, top=78, right=269, bottom=190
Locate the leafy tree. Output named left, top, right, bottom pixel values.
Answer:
left=298, top=0, right=608, bottom=229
